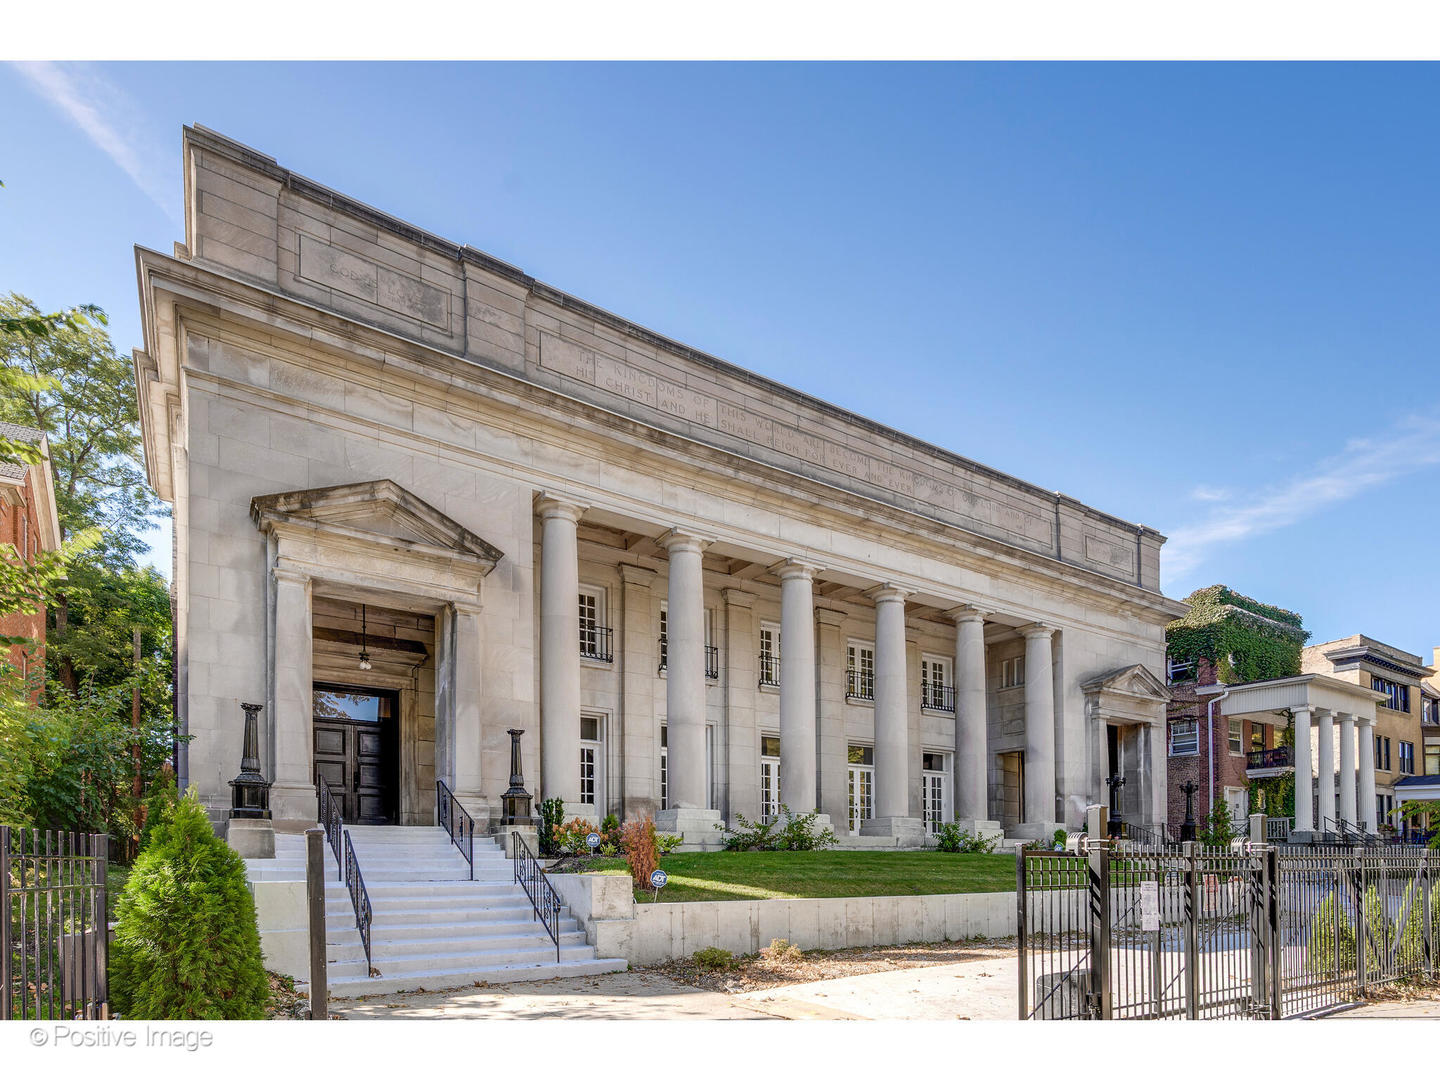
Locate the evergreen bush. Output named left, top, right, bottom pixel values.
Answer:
left=109, top=789, right=269, bottom=1019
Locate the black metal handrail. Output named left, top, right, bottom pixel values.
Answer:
left=512, top=830, right=562, bottom=962
left=921, top=682, right=955, bottom=712
left=580, top=625, right=614, bottom=662
left=436, top=779, right=475, bottom=881
left=317, top=775, right=343, bottom=881
left=758, top=650, right=779, bottom=688
left=343, top=830, right=375, bottom=976
left=657, top=637, right=720, bottom=679
left=845, top=667, right=875, bottom=701
left=1246, top=746, right=1292, bottom=770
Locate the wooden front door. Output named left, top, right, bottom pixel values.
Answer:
left=313, top=684, right=398, bottom=825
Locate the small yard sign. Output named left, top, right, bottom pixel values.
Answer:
left=649, top=867, right=668, bottom=901
left=1139, top=881, right=1160, bottom=932
left=586, top=831, right=601, bottom=850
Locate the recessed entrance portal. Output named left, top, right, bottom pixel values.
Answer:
left=313, top=684, right=399, bottom=824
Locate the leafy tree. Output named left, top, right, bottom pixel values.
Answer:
left=109, top=789, right=269, bottom=1020
left=1199, top=799, right=1238, bottom=848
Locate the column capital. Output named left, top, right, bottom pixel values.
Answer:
left=658, top=527, right=714, bottom=555
left=272, top=565, right=311, bottom=587
left=770, top=557, right=824, bottom=581
left=535, top=492, right=588, bottom=522
left=1017, top=622, right=1055, bottom=641
left=1314, top=707, right=1336, bottom=720
left=721, top=587, right=755, bottom=609
left=618, top=563, right=657, bottom=587
left=1355, top=713, right=1376, bottom=729
left=814, top=605, right=846, bottom=628
left=1336, top=710, right=1356, bottom=723
left=451, top=599, right=484, bottom=619
left=945, top=604, right=990, bottom=625
left=865, top=582, right=914, bottom=605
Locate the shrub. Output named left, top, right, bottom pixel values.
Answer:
left=1200, top=802, right=1237, bottom=849
left=137, top=764, right=178, bottom=853
left=759, top=937, right=802, bottom=962
left=692, top=947, right=738, bottom=971
left=621, top=817, right=661, bottom=888
left=656, top=832, right=682, bottom=856
left=721, top=805, right=838, bottom=851
left=537, top=797, right=565, bottom=856
left=1052, top=828, right=1068, bottom=851
left=109, top=789, right=269, bottom=1019
left=601, top=812, right=622, bottom=849
left=552, top=817, right=596, bottom=855
left=935, top=822, right=997, bottom=854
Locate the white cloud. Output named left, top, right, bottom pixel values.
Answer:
left=1189, top=485, right=1230, bottom=502
left=11, top=61, right=175, bottom=219
left=1164, top=417, right=1440, bottom=584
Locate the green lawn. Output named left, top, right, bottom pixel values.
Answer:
left=574, top=850, right=1017, bottom=903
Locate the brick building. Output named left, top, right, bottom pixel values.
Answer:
left=0, top=421, right=62, bottom=682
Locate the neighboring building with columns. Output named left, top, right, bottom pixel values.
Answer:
left=1302, top=636, right=1433, bottom=834
left=132, top=127, right=1185, bottom=846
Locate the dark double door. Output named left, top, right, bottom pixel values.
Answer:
left=313, top=683, right=398, bottom=825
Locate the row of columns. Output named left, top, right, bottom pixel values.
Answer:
left=536, top=495, right=1061, bottom=830
left=1292, top=706, right=1377, bottom=835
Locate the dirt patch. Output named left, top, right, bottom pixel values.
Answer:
left=266, top=970, right=324, bottom=1020
left=1349, top=978, right=1440, bottom=1004
left=652, top=936, right=1015, bottom=994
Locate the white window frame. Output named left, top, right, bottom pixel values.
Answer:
left=1170, top=719, right=1199, bottom=756
left=759, top=621, right=781, bottom=688
left=579, top=714, right=605, bottom=810
left=922, top=751, right=951, bottom=835
left=1228, top=717, right=1243, bottom=756
left=759, top=733, right=781, bottom=823
left=920, top=654, right=952, bottom=712
left=847, top=744, right=875, bottom=835
left=578, top=585, right=608, bottom=662
left=847, top=639, right=876, bottom=701
left=1001, top=656, right=1026, bottom=689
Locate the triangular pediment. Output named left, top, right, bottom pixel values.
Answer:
left=1081, top=663, right=1171, bottom=703
left=250, top=479, right=503, bottom=567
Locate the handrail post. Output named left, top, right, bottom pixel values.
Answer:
left=1266, top=846, right=1282, bottom=1019
left=1016, top=850, right=1028, bottom=1020
left=1183, top=840, right=1199, bottom=1020
left=1087, top=838, right=1111, bottom=1019
left=305, top=827, right=328, bottom=1019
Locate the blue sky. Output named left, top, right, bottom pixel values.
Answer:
left=3, top=62, right=1439, bottom=658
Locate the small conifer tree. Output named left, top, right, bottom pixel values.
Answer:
left=109, top=789, right=269, bottom=1019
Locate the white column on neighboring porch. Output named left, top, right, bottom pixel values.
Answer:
left=1316, top=708, right=1336, bottom=831
left=1293, top=705, right=1314, bottom=834
left=1147, top=719, right=1167, bottom=828
left=1338, top=711, right=1357, bottom=828
left=776, top=559, right=822, bottom=813
left=271, top=566, right=315, bottom=819
left=865, top=585, right=919, bottom=834
left=950, top=606, right=991, bottom=826
left=1022, top=624, right=1057, bottom=826
left=537, top=495, right=585, bottom=807
left=1358, top=715, right=1377, bottom=832
left=661, top=529, right=710, bottom=810
left=451, top=600, right=485, bottom=809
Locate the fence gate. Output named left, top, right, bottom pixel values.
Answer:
left=1, top=827, right=111, bottom=1020
left=1019, top=840, right=1437, bottom=1020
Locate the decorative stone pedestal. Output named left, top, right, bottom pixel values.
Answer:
left=655, top=807, right=725, bottom=851
left=563, top=803, right=601, bottom=826
left=226, top=817, right=276, bottom=859
left=1007, top=820, right=1063, bottom=844
left=952, top=819, right=1005, bottom=845
left=492, top=824, right=539, bottom=859
left=859, top=816, right=928, bottom=846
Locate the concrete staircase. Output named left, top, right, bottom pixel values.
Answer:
left=260, top=827, right=625, bottom=997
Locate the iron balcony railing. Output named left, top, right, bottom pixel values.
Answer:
left=512, top=830, right=563, bottom=963
left=1246, top=746, right=1292, bottom=771
left=921, top=682, right=955, bottom=712
left=579, top=625, right=613, bottom=663
left=436, top=779, right=475, bottom=880
left=846, top=667, right=875, bottom=702
left=758, top=650, right=779, bottom=688
left=317, top=774, right=344, bottom=881
left=342, top=830, right=375, bottom=976
left=656, top=637, right=719, bottom=679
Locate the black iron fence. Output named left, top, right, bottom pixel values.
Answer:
left=580, top=625, right=613, bottom=663
left=436, top=779, right=475, bottom=880
left=2, top=828, right=110, bottom=1020
left=921, top=682, right=955, bottom=712
left=1019, top=839, right=1438, bottom=1020
left=1247, top=747, right=1292, bottom=770
left=512, top=830, right=562, bottom=962
left=845, top=667, right=874, bottom=701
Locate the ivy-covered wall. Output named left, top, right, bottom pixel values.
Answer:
left=1166, top=585, right=1309, bottom=684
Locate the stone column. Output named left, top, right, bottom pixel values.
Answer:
left=1316, top=708, right=1336, bottom=833
left=537, top=495, right=585, bottom=814
left=1293, top=706, right=1314, bottom=835
left=776, top=560, right=824, bottom=820
left=618, top=564, right=658, bottom=818
left=655, top=529, right=722, bottom=847
left=1020, top=624, right=1058, bottom=835
left=269, top=566, right=315, bottom=822
left=949, top=606, right=997, bottom=836
left=722, top=588, right=758, bottom=823
left=815, top=606, right=848, bottom=828
left=1338, top=712, right=1357, bottom=828
left=1146, top=719, right=1168, bottom=828
left=861, top=585, right=923, bottom=842
left=450, top=601, right=486, bottom=822
left=1358, top=715, right=1377, bottom=833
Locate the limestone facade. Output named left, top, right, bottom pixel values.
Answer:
left=134, top=127, right=1185, bottom=839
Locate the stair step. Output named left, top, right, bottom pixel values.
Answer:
left=325, top=918, right=582, bottom=942
left=330, top=936, right=592, bottom=971
left=326, top=956, right=627, bottom=996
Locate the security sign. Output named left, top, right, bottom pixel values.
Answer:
left=586, top=832, right=602, bottom=849
left=649, top=868, right=668, bottom=889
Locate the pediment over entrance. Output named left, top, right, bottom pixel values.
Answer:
left=250, top=479, right=503, bottom=569
left=1081, top=663, right=1171, bottom=725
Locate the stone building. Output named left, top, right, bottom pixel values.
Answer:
left=0, top=421, right=61, bottom=682
left=133, top=126, right=1185, bottom=847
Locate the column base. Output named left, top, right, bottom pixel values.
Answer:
left=492, top=824, right=539, bottom=859
left=269, top=783, right=317, bottom=825
left=1008, top=820, right=1063, bottom=843
left=859, top=816, right=928, bottom=846
left=655, top=807, right=726, bottom=851
left=225, top=817, right=276, bottom=859
left=951, top=819, right=1005, bottom=844
left=562, top=802, right=602, bottom=826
